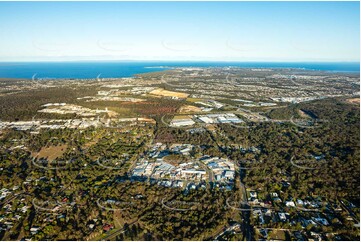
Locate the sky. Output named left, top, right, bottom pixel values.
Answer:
left=0, top=1, right=359, bottom=62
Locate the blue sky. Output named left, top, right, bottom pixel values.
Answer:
left=0, top=1, right=359, bottom=62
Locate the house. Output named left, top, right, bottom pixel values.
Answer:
left=264, top=200, right=272, bottom=206
left=103, top=224, right=114, bottom=232
left=285, top=201, right=296, bottom=207
left=297, top=199, right=304, bottom=206
left=253, top=209, right=265, bottom=224
left=30, top=226, right=41, bottom=234
left=249, top=191, right=258, bottom=198
left=311, top=231, right=322, bottom=241
left=135, top=194, right=144, bottom=199
left=179, top=147, right=192, bottom=155
left=281, top=181, right=291, bottom=187
left=3, top=222, right=13, bottom=230
left=273, top=197, right=282, bottom=203
left=224, top=170, right=235, bottom=179
left=271, top=192, right=279, bottom=197
left=163, top=180, right=172, bottom=187
left=174, top=181, right=184, bottom=188
left=313, top=217, right=329, bottom=226
left=278, top=212, right=287, bottom=222
left=20, top=206, right=29, bottom=213
left=207, top=162, right=219, bottom=168
left=259, top=229, right=268, bottom=239
left=189, top=184, right=196, bottom=190
left=265, top=209, right=273, bottom=217
left=293, top=231, right=306, bottom=241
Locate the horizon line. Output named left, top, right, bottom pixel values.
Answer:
left=0, top=59, right=359, bottom=63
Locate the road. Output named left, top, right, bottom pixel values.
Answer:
left=196, top=160, right=214, bottom=182
left=339, top=198, right=359, bottom=224
left=0, top=191, right=26, bottom=206
left=238, top=167, right=253, bottom=241
left=93, top=220, right=138, bottom=241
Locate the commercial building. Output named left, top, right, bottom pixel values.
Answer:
left=171, top=119, right=195, bottom=127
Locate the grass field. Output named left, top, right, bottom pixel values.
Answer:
left=186, top=97, right=203, bottom=102
left=33, top=144, right=68, bottom=161
left=268, top=229, right=287, bottom=240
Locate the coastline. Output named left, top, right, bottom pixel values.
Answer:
left=0, top=61, right=359, bottom=79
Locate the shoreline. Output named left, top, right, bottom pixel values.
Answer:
left=0, top=66, right=359, bottom=80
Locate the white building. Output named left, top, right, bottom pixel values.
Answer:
left=171, top=119, right=195, bottom=127
left=198, top=116, right=214, bottom=124
left=285, top=201, right=296, bottom=207
left=97, top=91, right=111, bottom=96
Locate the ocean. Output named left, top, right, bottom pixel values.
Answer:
left=0, top=61, right=359, bottom=79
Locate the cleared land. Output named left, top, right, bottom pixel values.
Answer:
left=173, top=115, right=193, bottom=120
left=149, top=88, right=189, bottom=99
left=32, top=144, right=68, bottom=161
left=298, top=109, right=312, bottom=119
left=179, top=105, right=202, bottom=113
left=346, top=98, right=360, bottom=105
